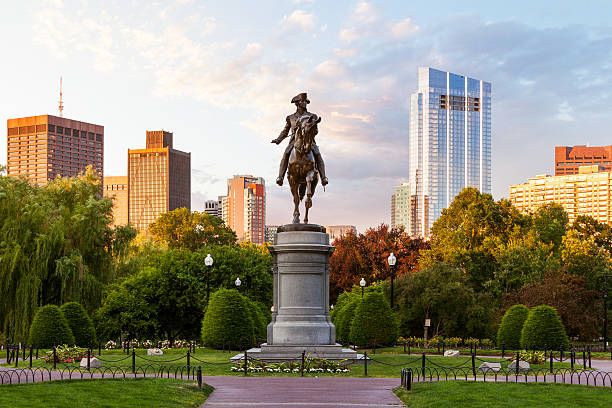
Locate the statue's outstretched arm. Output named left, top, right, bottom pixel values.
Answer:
left=272, top=117, right=291, bottom=144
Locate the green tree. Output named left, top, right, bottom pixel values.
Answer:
left=532, top=203, right=568, bottom=250
left=496, top=304, right=529, bottom=349
left=201, top=288, right=254, bottom=349
left=520, top=305, right=569, bottom=350
left=572, top=215, right=612, bottom=254
left=335, top=298, right=360, bottom=343
left=349, top=292, right=398, bottom=347
left=60, top=302, right=96, bottom=347
left=149, top=208, right=237, bottom=250
left=561, top=230, right=610, bottom=286
left=28, top=305, right=75, bottom=347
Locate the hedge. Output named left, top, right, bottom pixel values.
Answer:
left=201, top=288, right=254, bottom=349
left=520, top=305, right=570, bottom=350
left=497, top=304, right=529, bottom=349
left=335, top=298, right=360, bottom=343
left=60, top=302, right=97, bottom=347
left=349, top=292, right=398, bottom=348
left=28, top=305, right=75, bottom=348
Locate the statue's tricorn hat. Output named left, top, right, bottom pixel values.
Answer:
left=291, top=93, right=310, bottom=104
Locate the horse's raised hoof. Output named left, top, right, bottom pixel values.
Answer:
left=321, top=177, right=328, bottom=186
left=276, top=176, right=284, bottom=186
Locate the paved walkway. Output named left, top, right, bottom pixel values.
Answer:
left=201, top=377, right=404, bottom=408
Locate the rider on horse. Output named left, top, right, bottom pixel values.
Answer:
left=271, top=93, right=328, bottom=187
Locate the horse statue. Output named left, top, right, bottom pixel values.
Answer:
left=287, top=114, right=321, bottom=224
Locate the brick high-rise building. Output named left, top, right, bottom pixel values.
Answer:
left=6, top=115, right=103, bottom=185
left=555, top=145, right=612, bottom=176
left=221, top=175, right=266, bottom=244
left=103, top=176, right=128, bottom=227
left=510, top=165, right=612, bottom=225
left=128, top=130, right=191, bottom=233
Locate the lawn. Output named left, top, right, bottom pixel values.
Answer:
left=394, top=381, right=612, bottom=408
left=0, top=378, right=213, bottom=408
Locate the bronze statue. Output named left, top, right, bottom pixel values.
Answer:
left=272, top=93, right=327, bottom=223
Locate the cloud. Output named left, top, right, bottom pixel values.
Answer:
left=339, top=1, right=417, bottom=43
left=280, top=9, right=317, bottom=32
left=388, top=18, right=419, bottom=38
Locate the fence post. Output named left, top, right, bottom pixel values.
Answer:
left=132, top=349, right=136, bottom=374
left=363, top=351, right=368, bottom=376
left=570, top=350, right=574, bottom=370
left=421, top=352, right=426, bottom=376
left=549, top=350, right=553, bottom=372
left=471, top=352, right=476, bottom=377
left=243, top=349, right=248, bottom=376
left=301, top=350, right=305, bottom=377
left=187, top=350, right=191, bottom=375
left=98, top=341, right=101, bottom=357
left=442, top=342, right=445, bottom=356
left=582, top=350, right=586, bottom=369
left=588, top=346, right=592, bottom=369
left=515, top=351, right=519, bottom=375
left=560, top=349, right=563, bottom=362
left=53, top=346, right=57, bottom=370
left=406, top=368, right=412, bottom=391
left=408, top=341, right=411, bottom=355
left=22, top=344, right=25, bottom=361
left=501, top=342, right=505, bottom=359
left=5, top=346, right=8, bottom=363
left=14, top=349, right=18, bottom=368
left=87, top=348, right=91, bottom=371
left=29, top=345, right=33, bottom=368
left=197, top=366, right=202, bottom=390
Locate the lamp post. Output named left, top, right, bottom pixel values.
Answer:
left=204, top=253, right=213, bottom=304
left=387, top=252, right=397, bottom=308
left=359, top=278, right=366, bottom=299
left=604, top=274, right=611, bottom=351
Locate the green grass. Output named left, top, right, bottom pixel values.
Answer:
left=394, top=381, right=612, bottom=408
left=0, top=378, right=213, bottom=408
left=1, top=347, right=585, bottom=377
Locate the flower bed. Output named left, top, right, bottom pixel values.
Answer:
left=231, top=357, right=350, bottom=373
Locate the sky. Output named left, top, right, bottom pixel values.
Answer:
left=1, top=0, right=612, bottom=232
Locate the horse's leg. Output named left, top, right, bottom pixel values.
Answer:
left=289, top=175, right=300, bottom=224
left=304, top=170, right=315, bottom=224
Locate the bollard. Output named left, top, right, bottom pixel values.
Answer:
left=187, top=350, right=191, bottom=374
left=570, top=350, right=574, bottom=370
left=53, top=346, right=57, bottom=370
left=301, top=350, right=305, bottom=377
left=582, top=350, right=586, bottom=369
left=6, top=346, right=9, bottom=363
left=29, top=345, right=33, bottom=368
left=560, top=349, right=563, bottom=362
left=408, top=341, right=411, bottom=355
left=421, top=353, right=425, bottom=376
left=197, top=366, right=202, bottom=389
left=14, top=349, right=18, bottom=368
left=132, top=349, right=136, bottom=374
left=87, top=348, right=91, bottom=371
left=471, top=352, right=476, bottom=377
left=98, top=341, right=101, bottom=357
left=364, top=351, right=368, bottom=376
left=501, top=342, right=505, bottom=359
left=549, top=351, right=553, bottom=372
left=515, top=351, right=520, bottom=375
left=406, top=368, right=412, bottom=391
left=244, top=349, right=248, bottom=376
left=588, top=347, right=592, bottom=369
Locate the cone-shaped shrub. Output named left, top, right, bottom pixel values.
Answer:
left=60, top=302, right=97, bottom=347
left=336, top=298, right=360, bottom=343
left=28, top=305, right=75, bottom=348
left=497, top=304, right=529, bottom=349
left=201, top=288, right=254, bottom=350
left=350, top=292, right=398, bottom=348
left=520, top=305, right=570, bottom=350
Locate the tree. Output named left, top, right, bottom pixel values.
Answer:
left=572, top=215, right=612, bottom=254
left=149, top=208, right=237, bottom=250
left=496, top=305, right=529, bottom=349
left=335, top=298, right=360, bottom=343
left=502, top=270, right=602, bottom=341
left=349, top=292, right=398, bottom=347
left=531, top=203, right=568, bottom=250
left=329, top=224, right=428, bottom=302
left=60, top=302, right=96, bottom=347
left=28, top=305, right=74, bottom=347
left=201, top=288, right=254, bottom=349
left=520, top=305, right=569, bottom=350
left=561, top=230, right=610, bottom=287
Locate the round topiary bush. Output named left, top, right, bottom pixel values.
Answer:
left=28, top=304, right=75, bottom=348
left=520, top=305, right=570, bottom=350
left=349, top=292, right=398, bottom=348
left=201, top=288, right=254, bottom=350
left=335, top=298, right=360, bottom=344
left=497, top=304, right=530, bottom=349
left=60, top=302, right=97, bottom=347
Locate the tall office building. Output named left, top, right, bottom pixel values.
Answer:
left=204, top=196, right=224, bottom=218
left=221, top=175, right=266, bottom=245
left=103, top=176, right=128, bottom=227
left=128, top=130, right=191, bottom=233
left=391, top=182, right=410, bottom=231
left=409, top=67, right=491, bottom=237
left=6, top=115, right=103, bottom=185
left=555, top=145, right=612, bottom=176
left=265, top=225, right=279, bottom=244
left=510, top=165, right=612, bottom=225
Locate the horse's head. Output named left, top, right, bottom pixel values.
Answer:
left=295, top=114, right=321, bottom=154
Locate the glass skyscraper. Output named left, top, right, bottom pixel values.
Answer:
left=408, top=67, right=491, bottom=237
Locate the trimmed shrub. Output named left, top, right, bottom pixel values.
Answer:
left=520, top=305, right=570, bottom=350
left=249, top=300, right=268, bottom=341
left=349, top=292, right=399, bottom=348
left=60, top=302, right=97, bottom=347
left=497, top=304, right=529, bottom=349
left=201, top=288, right=254, bottom=350
left=28, top=305, right=75, bottom=348
left=336, top=298, right=360, bottom=343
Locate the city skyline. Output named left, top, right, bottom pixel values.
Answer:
left=1, top=1, right=611, bottom=232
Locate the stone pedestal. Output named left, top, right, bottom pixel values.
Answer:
left=239, top=224, right=360, bottom=362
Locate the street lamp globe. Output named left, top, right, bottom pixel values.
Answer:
left=235, top=277, right=242, bottom=287
left=204, top=253, right=213, bottom=267
left=387, top=252, right=396, bottom=266
left=360, top=278, right=366, bottom=287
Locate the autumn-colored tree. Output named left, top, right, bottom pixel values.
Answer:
left=502, top=270, right=602, bottom=341
left=329, top=224, right=428, bottom=303
left=149, top=208, right=237, bottom=250
left=572, top=215, right=612, bottom=254
left=561, top=230, right=610, bottom=287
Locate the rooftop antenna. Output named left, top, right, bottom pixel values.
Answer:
left=58, top=76, right=64, bottom=117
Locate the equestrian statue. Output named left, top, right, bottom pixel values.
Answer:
left=272, top=93, right=328, bottom=224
